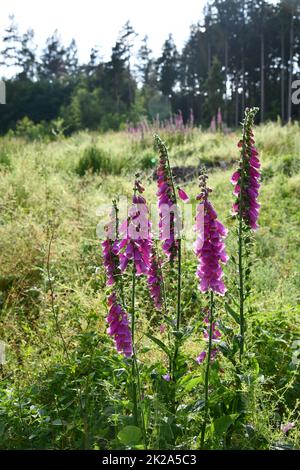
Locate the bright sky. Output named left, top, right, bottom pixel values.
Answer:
left=0, top=0, right=206, bottom=67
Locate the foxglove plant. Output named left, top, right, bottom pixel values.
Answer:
left=118, top=176, right=155, bottom=441
left=147, top=247, right=163, bottom=310
left=102, top=202, right=132, bottom=358
left=154, top=135, right=184, bottom=357
left=194, top=171, right=228, bottom=296
left=106, top=292, right=132, bottom=357
left=194, top=170, right=228, bottom=448
left=155, top=135, right=179, bottom=262
left=231, top=107, right=260, bottom=359
left=154, top=135, right=192, bottom=423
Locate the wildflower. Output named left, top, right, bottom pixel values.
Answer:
left=231, top=107, right=260, bottom=230
left=177, top=187, right=189, bottom=203
left=281, top=422, right=295, bottom=434
left=102, top=237, right=119, bottom=286
left=147, top=248, right=162, bottom=309
left=196, top=351, right=206, bottom=364
left=155, top=135, right=179, bottom=261
left=118, top=179, right=152, bottom=275
left=194, top=171, right=228, bottom=296
left=107, top=292, right=132, bottom=357
left=102, top=206, right=120, bottom=286
left=159, top=324, right=166, bottom=334
left=162, top=373, right=171, bottom=382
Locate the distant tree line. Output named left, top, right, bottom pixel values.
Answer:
left=0, top=0, right=299, bottom=135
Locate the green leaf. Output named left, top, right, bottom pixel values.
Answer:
left=145, top=333, right=171, bottom=358
left=179, top=375, right=203, bottom=392
left=117, top=426, right=142, bottom=446
left=212, top=414, right=238, bottom=436
left=225, top=303, right=240, bottom=324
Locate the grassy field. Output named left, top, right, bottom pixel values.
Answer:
left=0, top=122, right=299, bottom=449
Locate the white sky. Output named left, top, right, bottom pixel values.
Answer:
left=0, top=0, right=206, bottom=66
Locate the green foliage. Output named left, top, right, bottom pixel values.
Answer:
left=0, top=151, right=11, bottom=169
left=76, top=145, right=125, bottom=176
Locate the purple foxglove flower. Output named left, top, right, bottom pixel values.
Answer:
left=107, top=293, right=132, bottom=357
left=177, top=187, right=189, bottom=202
left=147, top=249, right=163, bottom=309
left=118, top=184, right=152, bottom=276
left=102, top=238, right=119, bottom=286
left=155, top=135, right=179, bottom=262
left=194, top=179, right=228, bottom=296
left=196, top=351, right=207, bottom=364
left=231, top=108, right=260, bottom=230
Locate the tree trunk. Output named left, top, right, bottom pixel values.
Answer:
left=235, top=75, right=239, bottom=128
left=207, top=39, right=211, bottom=72
left=260, top=31, right=265, bottom=123
left=224, top=31, right=228, bottom=125
left=281, top=22, right=285, bottom=123
left=287, top=5, right=294, bottom=122
left=241, top=56, right=245, bottom=113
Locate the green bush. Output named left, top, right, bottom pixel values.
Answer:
left=0, top=151, right=11, bottom=169
left=276, top=155, right=300, bottom=177
left=76, top=145, right=124, bottom=176
left=139, top=152, right=157, bottom=170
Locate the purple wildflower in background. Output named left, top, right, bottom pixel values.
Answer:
left=162, top=373, right=171, bottom=382
left=194, top=172, right=228, bottom=296
left=281, top=422, right=295, bottom=434
left=231, top=108, right=261, bottom=230
left=106, top=292, right=132, bottom=357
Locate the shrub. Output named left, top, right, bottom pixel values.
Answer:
left=0, top=151, right=11, bottom=169
left=76, top=145, right=124, bottom=176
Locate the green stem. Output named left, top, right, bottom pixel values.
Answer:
left=238, top=206, right=244, bottom=361
left=176, top=239, right=182, bottom=331
left=238, top=121, right=247, bottom=361
left=172, top=238, right=182, bottom=402
left=131, top=265, right=147, bottom=447
left=200, top=290, right=214, bottom=449
left=131, top=267, right=138, bottom=426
